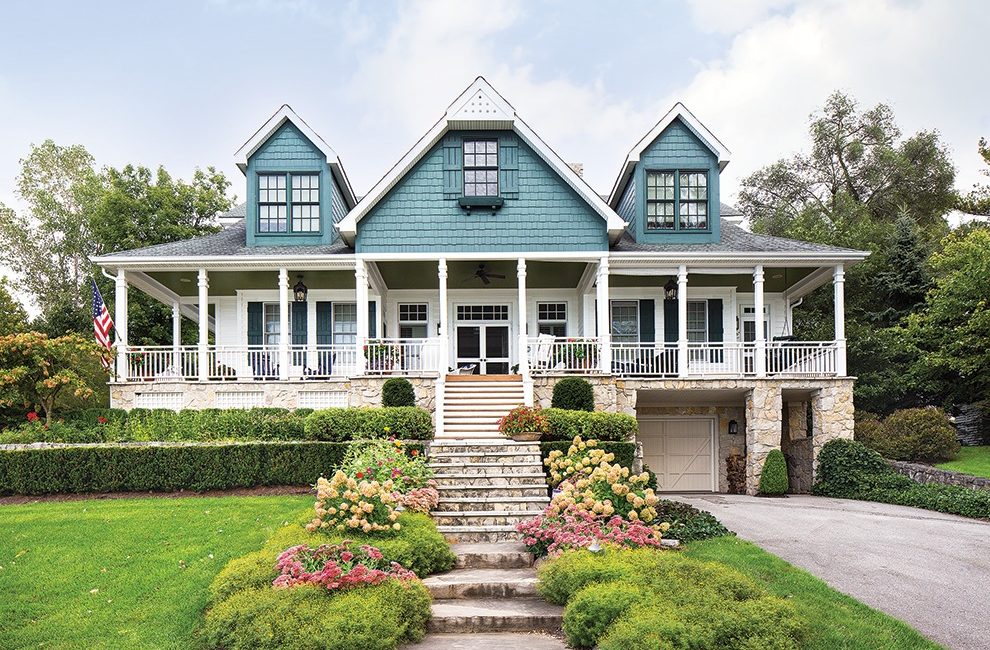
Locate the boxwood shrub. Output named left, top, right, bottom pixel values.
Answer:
left=541, top=408, right=637, bottom=442
left=0, top=441, right=422, bottom=496
left=304, top=406, right=433, bottom=441
left=382, top=377, right=417, bottom=407
left=758, top=449, right=789, bottom=496
left=551, top=377, right=595, bottom=411
left=857, top=407, right=960, bottom=463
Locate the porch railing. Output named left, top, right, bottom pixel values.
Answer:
left=363, top=338, right=441, bottom=375
left=527, top=337, right=602, bottom=373
left=124, top=346, right=199, bottom=381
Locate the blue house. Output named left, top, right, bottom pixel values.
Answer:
left=93, top=77, right=867, bottom=495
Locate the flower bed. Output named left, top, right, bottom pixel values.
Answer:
left=272, top=542, right=416, bottom=591
left=518, top=507, right=667, bottom=558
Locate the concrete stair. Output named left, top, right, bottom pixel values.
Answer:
left=439, top=378, right=525, bottom=439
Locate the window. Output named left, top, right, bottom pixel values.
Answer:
left=257, top=172, right=321, bottom=234
left=645, top=170, right=709, bottom=231
left=610, top=300, right=639, bottom=343
left=457, top=305, right=509, bottom=321
left=463, top=139, right=499, bottom=197
left=399, top=303, right=428, bottom=339
left=537, top=302, right=567, bottom=337
left=686, top=301, right=708, bottom=342
left=332, top=303, right=357, bottom=346
left=262, top=303, right=291, bottom=346
left=291, top=174, right=320, bottom=232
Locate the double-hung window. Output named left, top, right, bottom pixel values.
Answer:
left=537, top=302, right=567, bottom=337
left=686, top=301, right=708, bottom=342
left=645, top=170, right=709, bottom=231
left=332, top=303, right=357, bottom=346
left=463, top=139, right=499, bottom=197
left=610, top=300, right=639, bottom=343
left=262, top=303, right=290, bottom=346
left=257, top=172, right=321, bottom=233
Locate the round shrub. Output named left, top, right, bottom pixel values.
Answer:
left=551, top=377, right=595, bottom=411
left=654, top=499, right=731, bottom=542
left=537, top=547, right=644, bottom=605
left=564, top=582, right=650, bottom=648
left=869, top=408, right=960, bottom=463
left=381, top=377, right=416, bottom=407
left=758, top=449, right=789, bottom=496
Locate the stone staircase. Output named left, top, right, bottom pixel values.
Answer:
left=421, top=543, right=564, bottom=642
left=440, top=376, right=525, bottom=439
left=430, top=441, right=550, bottom=543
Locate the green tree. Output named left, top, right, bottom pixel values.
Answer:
left=957, top=138, right=990, bottom=216
left=0, top=278, right=29, bottom=336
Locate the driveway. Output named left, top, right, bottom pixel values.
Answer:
left=671, top=494, right=990, bottom=650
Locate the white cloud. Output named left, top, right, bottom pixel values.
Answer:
left=687, top=0, right=797, bottom=34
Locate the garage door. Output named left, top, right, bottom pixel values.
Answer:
left=638, top=418, right=715, bottom=492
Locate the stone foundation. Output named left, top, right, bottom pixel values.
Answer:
left=782, top=401, right=813, bottom=494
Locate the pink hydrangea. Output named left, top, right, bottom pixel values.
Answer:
left=272, top=541, right=416, bottom=592
left=516, top=505, right=664, bottom=558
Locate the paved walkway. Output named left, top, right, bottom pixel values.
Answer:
left=672, top=494, right=990, bottom=650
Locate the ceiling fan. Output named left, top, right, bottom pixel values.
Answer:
left=469, top=264, right=506, bottom=285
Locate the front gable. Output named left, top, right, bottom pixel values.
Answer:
left=355, top=132, right=608, bottom=253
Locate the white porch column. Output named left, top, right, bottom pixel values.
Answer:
left=595, top=257, right=611, bottom=373
left=438, top=258, right=449, bottom=373
left=114, top=270, right=128, bottom=380
left=517, top=258, right=533, bottom=404
left=197, top=269, right=209, bottom=381
left=171, top=301, right=181, bottom=376
left=677, top=265, right=688, bottom=378
left=355, top=259, right=369, bottom=375
left=833, top=265, right=847, bottom=376
left=754, top=265, right=766, bottom=377
left=278, top=268, right=290, bottom=380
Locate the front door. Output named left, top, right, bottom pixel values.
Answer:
left=455, top=324, right=510, bottom=374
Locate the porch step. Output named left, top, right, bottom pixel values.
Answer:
left=435, top=496, right=549, bottom=512
left=435, top=484, right=549, bottom=499
left=436, top=524, right=522, bottom=543
left=433, top=474, right=547, bottom=488
left=423, top=568, right=538, bottom=599
left=433, top=463, right=545, bottom=476
left=451, top=543, right=535, bottom=569
left=431, top=510, right=544, bottom=527
left=428, top=598, right=563, bottom=633
left=431, top=451, right=543, bottom=463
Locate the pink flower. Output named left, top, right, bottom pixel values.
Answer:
left=26, top=412, right=39, bottom=422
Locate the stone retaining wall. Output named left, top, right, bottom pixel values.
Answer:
left=888, top=460, right=990, bottom=490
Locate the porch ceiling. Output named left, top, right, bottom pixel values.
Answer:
left=636, top=388, right=748, bottom=407
left=611, top=267, right=814, bottom=293
left=146, top=269, right=355, bottom=297
left=375, top=260, right=588, bottom=290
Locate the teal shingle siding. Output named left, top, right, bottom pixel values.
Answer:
left=246, top=122, right=336, bottom=247
left=616, top=178, right=637, bottom=239
left=634, top=118, right=721, bottom=244
left=355, top=132, right=608, bottom=253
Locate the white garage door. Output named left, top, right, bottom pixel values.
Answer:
left=638, top=418, right=715, bottom=492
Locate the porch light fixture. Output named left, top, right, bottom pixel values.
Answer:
left=663, top=277, right=678, bottom=300
left=728, top=420, right=739, bottom=435
left=293, top=276, right=308, bottom=302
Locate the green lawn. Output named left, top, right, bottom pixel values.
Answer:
left=937, top=445, right=990, bottom=478
left=685, top=536, right=940, bottom=650
left=0, top=495, right=312, bottom=650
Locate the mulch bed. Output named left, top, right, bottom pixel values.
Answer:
left=0, top=485, right=312, bottom=506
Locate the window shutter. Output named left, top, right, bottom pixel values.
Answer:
left=499, top=135, right=519, bottom=199
left=663, top=299, right=678, bottom=343
left=291, top=302, right=308, bottom=346
left=247, top=302, right=264, bottom=346
left=639, top=299, right=655, bottom=343
left=442, top=136, right=462, bottom=198
left=369, top=302, right=378, bottom=338
left=707, top=299, right=723, bottom=343
left=316, top=302, right=332, bottom=345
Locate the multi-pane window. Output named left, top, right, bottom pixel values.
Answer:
left=291, top=174, right=320, bottom=232
left=463, top=139, right=499, bottom=197
left=262, top=303, right=290, bottom=346
left=610, top=300, right=639, bottom=343
left=679, top=172, right=708, bottom=230
left=646, top=172, right=675, bottom=230
left=257, top=172, right=321, bottom=234
left=332, top=303, right=357, bottom=346
left=456, top=305, right=509, bottom=321
left=258, top=175, right=287, bottom=233
left=537, top=302, right=567, bottom=337
left=398, top=303, right=428, bottom=339
left=686, top=301, right=708, bottom=342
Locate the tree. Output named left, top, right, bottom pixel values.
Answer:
left=0, top=278, right=29, bottom=336
left=957, top=138, right=990, bottom=216
left=908, top=228, right=990, bottom=407
left=0, top=332, right=108, bottom=424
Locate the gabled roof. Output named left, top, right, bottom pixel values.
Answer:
left=607, top=103, right=731, bottom=208
left=234, top=104, right=358, bottom=209
left=336, top=77, right=628, bottom=246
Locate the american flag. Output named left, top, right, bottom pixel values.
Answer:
left=91, top=279, right=114, bottom=364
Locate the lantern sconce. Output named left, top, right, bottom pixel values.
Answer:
left=293, top=276, right=308, bottom=303
left=728, top=419, right=739, bottom=435
left=664, top=276, right=678, bottom=301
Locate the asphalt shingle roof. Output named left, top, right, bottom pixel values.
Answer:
left=611, top=219, right=864, bottom=254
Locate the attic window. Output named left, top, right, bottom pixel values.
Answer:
left=257, top=172, right=321, bottom=234
left=463, top=139, right=499, bottom=197
left=645, top=170, right=709, bottom=231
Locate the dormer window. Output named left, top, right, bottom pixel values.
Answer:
left=646, top=170, right=708, bottom=231
left=257, top=172, right=321, bottom=234
left=463, top=139, right=499, bottom=197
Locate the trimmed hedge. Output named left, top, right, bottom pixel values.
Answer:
left=541, top=408, right=637, bottom=442
left=813, top=439, right=990, bottom=519
left=551, top=377, right=595, bottom=411
left=857, top=408, right=960, bottom=463
left=382, top=377, right=416, bottom=407
left=0, top=441, right=425, bottom=496
left=540, top=441, right=636, bottom=472
left=759, top=449, right=789, bottom=496
left=304, top=407, right=433, bottom=441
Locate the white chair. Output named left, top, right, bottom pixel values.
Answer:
left=531, top=334, right=556, bottom=371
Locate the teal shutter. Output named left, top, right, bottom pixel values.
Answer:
left=291, top=302, right=308, bottom=346
left=707, top=299, right=723, bottom=342
left=663, top=299, right=678, bottom=343
left=499, top=135, right=519, bottom=199
left=369, top=302, right=377, bottom=338
left=442, top=136, right=462, bottom=198
left=316, top=302, right=332, bottom=345
left=639, top=299, right=655, bottom=343
left=247, top=302, right=264, bottom=345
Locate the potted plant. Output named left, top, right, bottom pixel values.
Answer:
left=498, top=405, right=546, bottom=442
left=363, top=343, right=400, bottom=371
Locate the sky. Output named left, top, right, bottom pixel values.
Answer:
left=0, top=0, right=988, bottom=294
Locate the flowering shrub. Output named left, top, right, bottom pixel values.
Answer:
left=341, top=438, right=434, bottom=494
left=545, top=436, right=614, bottom=487
left=517, top=506, right=668, bottom=558
left=306, top=471, right=401, bottom=534
left=396, top=483, right=440, bottom=513
left=272, top=541, right=417, bottom=592
left=498, top=405, right=548, bottom=438
left=550, top=461, right=659, bottom=523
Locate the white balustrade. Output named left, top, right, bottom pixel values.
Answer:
left=363, top=338, right=441, bottom=375
left=527, top=337, right=603, bottom=373
left=125, top=346, right=198, bottom=381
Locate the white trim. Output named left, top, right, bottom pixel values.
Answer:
left=608, top=103, right=731, bottom=207
left=336, top=77, right=628, bottom=245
